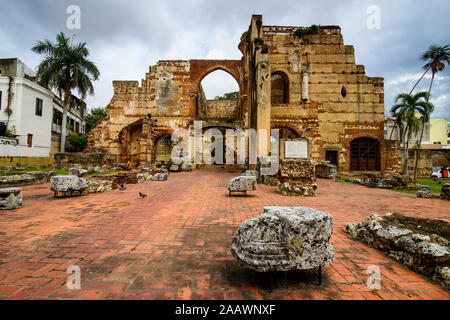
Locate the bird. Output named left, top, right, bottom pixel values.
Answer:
left=119, top=183, right=126, bottom=190
left=139, top=192, right=147, bottom=198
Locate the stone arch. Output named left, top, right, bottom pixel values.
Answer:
left=190, top=60, right=242, bottom=120
left=151, top=130, right=174, bottom=166
left=271, top=123, right=301, bottom=137
left=189, top=60, right=241, bottom=92
left=118, top=119, right=145, bottom=167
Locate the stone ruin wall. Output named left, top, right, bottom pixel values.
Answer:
left=261, top=25, right=388, bottom=173
left=88, top=15, right=401, bottom=173
left=88, top=60, right=197, bottom=164
left=205, top=100, right=238, bottom=119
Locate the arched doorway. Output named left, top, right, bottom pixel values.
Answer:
left=202, top=126, right=227, bottom=166
left=155, top=134, right=175, bottom=167
left=350, top=137, right=380, bottom=171
left=129, top=125, right=142, bottom=168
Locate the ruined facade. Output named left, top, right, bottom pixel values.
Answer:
left=89, top=15, right=396, bottom=173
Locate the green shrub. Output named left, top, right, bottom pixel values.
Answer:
left=294, top=24, right=320, bottom=37
left=67, top=134, right=87, bottom=152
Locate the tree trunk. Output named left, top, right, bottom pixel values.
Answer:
left=409, top=67, right=430, bottom=95
left=385, top=121, right=399, bottom=170
left=413, top=120, right=425, bottom=181
left=60, top=86, right=71, bottom=153
left=413, top=72, right=434, bottom=180
left=403, top=126, right=409, bottom=176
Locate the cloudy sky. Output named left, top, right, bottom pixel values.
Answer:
left=1, top=0, right=449, bottom=119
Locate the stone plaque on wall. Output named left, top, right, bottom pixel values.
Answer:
left=285, top=141, right=308, bottom=159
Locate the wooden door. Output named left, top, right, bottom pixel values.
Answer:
left=350, top=138, right=379, bottom=171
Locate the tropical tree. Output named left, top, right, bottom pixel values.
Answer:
left=390, top=92, right=433, bottom=176
left=413, top=45, right=449, bottom=179
left=84, top=107, right=107, bottom=133
left=215, top=91, right=239, bottom=100
left=32, top=32, right=100, bottom=152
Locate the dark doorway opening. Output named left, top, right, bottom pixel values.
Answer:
left=326, top=150, right=338, bottom=170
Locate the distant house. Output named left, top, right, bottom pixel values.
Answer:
left=385, top=115, right=449, bottom=146
left=0, top=58, right=86, bottom=166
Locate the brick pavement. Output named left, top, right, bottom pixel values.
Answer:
left=0, top=169, right=449, bottom=300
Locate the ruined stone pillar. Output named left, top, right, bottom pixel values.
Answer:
left=255, top=47, right=271, bottom=157
left=302, top=70, right=309, bottom=101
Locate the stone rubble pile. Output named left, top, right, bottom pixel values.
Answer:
left=231, top=206, right=334, bottom=272
left=277, top=159, right=317, bottom=197
left=87, top=179, right=113, bottom=194
left=243, top=170, right=260, bottom=180
left=0, top=187, right=23, bottom=210
left=416, top=185, right=435, bottom=199
left=228, top=176, right=257, bottom=194
left=345, top=213, right=450, bottom=289
left=360, top=172, right=417, bottom=190
left=50, top=175, right=89, bottom=196
left=441, top=184, right=450, bottom=201
left=315, top=161, right=340, bottom=180
left=256, top=155, right=279, bottom=185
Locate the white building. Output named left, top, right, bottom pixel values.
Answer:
left=0, top=58, right=86, bottom=162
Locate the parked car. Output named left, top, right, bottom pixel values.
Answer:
left=431, top=166, right=450, bottom=180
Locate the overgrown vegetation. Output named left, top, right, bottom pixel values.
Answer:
left=338, top=176, right=448, bottom=195
left=67, top=134, right=88, bottom=152
left=214, top=91, right=239, bottom=100
left=84, top=107, right=107, bottom=133
left=294, top=24, right=320, bottom=37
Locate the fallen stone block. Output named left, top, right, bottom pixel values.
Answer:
left=0, top=187, right=23, bottom=210
left=87, top=179, right=113, bottom=194
left=151, top=173, right=168, bottom=181
left=231, top=206, right=334, bottom=273
left=345, top=213, right=450, bottom=289
left=68, top=168, right=79, bottom=176
left=50, top=175, right=89, bottom=197
left=417, top=185, right=434, bottom=199
left=441, top=184, right=450, bottom=200
left=244, top=170, right=260, bottom=180
left=228, top=176, right=257, bottom=196
left=78, top=169, right=88, bottom=177
left=181, top=163, right=193, bottom=172
left=315, top=161, right=340, bottom=180
left=278, top=180, right=317, bottom=197
left=0, top=174, right=37, bottom=187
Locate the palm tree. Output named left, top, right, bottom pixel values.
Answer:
left=390, top=92, right=432, bottom=176
left=32, top=32, right=100, bottom=152
left=413, top=45, right=449, bottom=179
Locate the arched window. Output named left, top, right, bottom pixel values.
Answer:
left=198, top=70, right=239, bottom=119
left=271, top=71, right=289, bottom=104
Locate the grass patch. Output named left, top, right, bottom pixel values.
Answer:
left=337, top=176, right=449, bottom=195
left=416, top=178, right=448, bottom=193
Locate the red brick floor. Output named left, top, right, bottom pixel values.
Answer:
left=0, top=169, right=449, bottom=300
